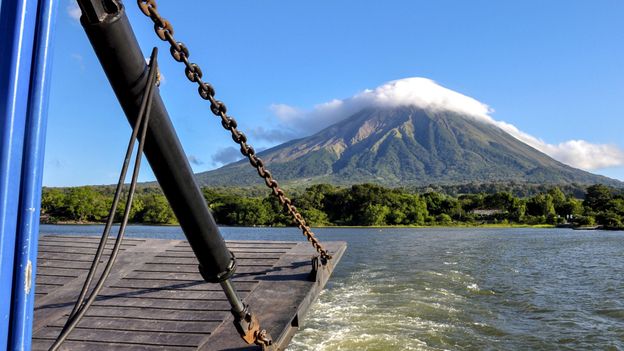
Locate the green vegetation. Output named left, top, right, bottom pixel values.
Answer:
left=40, top=184, right=624, bottom=229
left=41, top=187, right=177, bottom=225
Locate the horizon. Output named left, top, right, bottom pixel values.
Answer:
left=44, top=1, right=624, bottom=186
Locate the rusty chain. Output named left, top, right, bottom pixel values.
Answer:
left=137, top=0, right=331, bottom=261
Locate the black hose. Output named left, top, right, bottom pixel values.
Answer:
left=48, top=47, right=159, bottom=351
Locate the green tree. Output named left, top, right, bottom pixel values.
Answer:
left=560, top=198, right=583, bottom=220
left=293, top=184, right=334, bottom=226
left=595, top=197, right=624, bottom=228
left=114, top=197, right=145, bottom=222
left=336, top=184, right=389, bottom=225
left=41, top=188, right=67, bottom=220
left=596, top=212, right=622, bottom=228
left=459, top=193, right=485, bottom=213
left=526, top=194, right=556, bottom=217
left=139, top=194, right=176, bottom=224
left=65, top=187, right=108, bottom=222
left=423, top=192, right=446, bottom=216
left=235, top=198, right=271, bottom=226
left=386, top=193, right=427, bottom=225
left=574, top=215, right=596, bottom=226
left=609, top=197, right=624, bottom=217
left=262, top=196, right=291, bottom=226
left=436, top=213, right=453, bottom=225
left=584, top=184, right=612, bottom=213
left=298, top=184, right=336, bottom=210
left=548, top=187, right=566, bottom=214
left=300, top=208, right=330, bottom=226
left=202, top=187, right=222, bottom=205
left=507, top=197, right=526, bottom=222
left=362, top=204, right=390, bottom=226
left=484, top=192, right=513, bottom=210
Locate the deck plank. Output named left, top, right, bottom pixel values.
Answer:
left=33, top=234, right=345, bottom=350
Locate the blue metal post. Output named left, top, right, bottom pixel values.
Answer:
left=10, top=0, right=58, bottom=348
left=0, top=0, right=38, bottom=349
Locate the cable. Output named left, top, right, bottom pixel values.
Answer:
left=48, top=47, right=159, bottom=351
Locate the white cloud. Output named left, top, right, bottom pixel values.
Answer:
left=211, top=146, right=242, bottom=166
left=258, top=77, right=624, bottom=171
left=493, top=122, right=624, bottom=170
left=67, top=1, right=81, bottom=21
left=270, top=103, right=301, bottom=122
left=188, top=155, right=204, bottom=166
left=262, top=78, right=492, bottom=138
left=250, top=126, right=298, bottom=143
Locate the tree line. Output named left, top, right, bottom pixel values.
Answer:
left=40, top=183, right=624, bottom=229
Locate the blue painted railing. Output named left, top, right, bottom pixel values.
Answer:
left=0, top=0, right=58, bottom=349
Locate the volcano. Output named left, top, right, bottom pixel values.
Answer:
left=194, top=103, right=619, bottom=187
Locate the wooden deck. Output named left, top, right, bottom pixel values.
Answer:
left=32, top=235, right=346, bottom=350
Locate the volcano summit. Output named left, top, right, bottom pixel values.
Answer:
left=196, top=78, right=621, bottom=187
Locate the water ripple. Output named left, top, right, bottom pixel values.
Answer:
left=287, top=228, right=624, bottom=351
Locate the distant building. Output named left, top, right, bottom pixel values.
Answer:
left=470, top=209, right=504, bottom=216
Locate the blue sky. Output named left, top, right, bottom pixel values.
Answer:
left=43, top=0, right=624, bottom=186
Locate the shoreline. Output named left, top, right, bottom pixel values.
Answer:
left=39, top=222, right=624, bottom=231
left=42, top=222, right=556, bottom=229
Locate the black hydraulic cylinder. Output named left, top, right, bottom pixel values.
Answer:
left=77, top=0, right=234, bottom=282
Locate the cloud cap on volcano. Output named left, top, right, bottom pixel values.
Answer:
left=255, top=77, right=624, bottom=171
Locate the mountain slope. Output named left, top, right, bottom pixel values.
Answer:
left=195, top=106, right=621, bottom=187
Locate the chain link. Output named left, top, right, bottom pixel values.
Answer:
left=137, top=0, right=331, bottom=260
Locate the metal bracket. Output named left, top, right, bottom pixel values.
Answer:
left=198, top=250, right=237, bottom=283
left=308, top=256, right=328, bottom=282
left=232, top=306, right=273, bottom=348
left=78, top=0, right=119, bottom=23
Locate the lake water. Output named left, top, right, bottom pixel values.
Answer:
left=40, top=225, right=624, bottom=350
